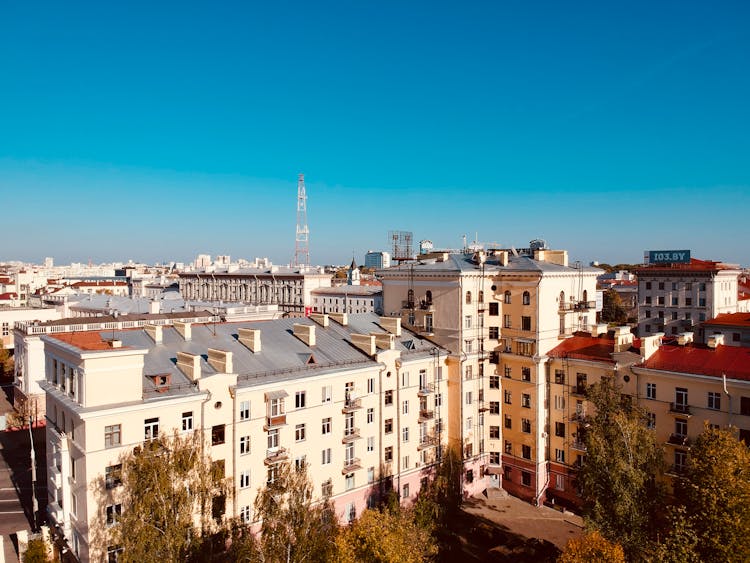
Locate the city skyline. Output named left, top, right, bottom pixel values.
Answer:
left=2, top=1, right=749, bottom=267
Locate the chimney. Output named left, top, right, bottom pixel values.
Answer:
left=144, top=324, right=163, bottom=344
left=379, top=317, right=402, bottom=336
left=640, top=333, right=664, bottom=361
left=497, top=251, right=509, bottom=267
left=238, top=328, right=261, bottom=352
left=591, top=323, right=609, bottom=337
left=613, top=326, right=634, bottom=352
left=149, top=300, right=160, bottom=314
left=372, top=332, right=395, bottom=350
left=174, top=321, right=192, bottom=341
left=677, top=332, right=694, bottom=346
left=293, top=323, right=316, bottom=347
left=707, top=334, right=725, bottom=349
left=329, top=312, right=348, bottom=326
left=177, top=352, right=201, bottom=382
left=207, top=348, right=233, bottom=373
left=351, top=333, right=376, bottom=356
left=309, top=313, right=329, bottom=327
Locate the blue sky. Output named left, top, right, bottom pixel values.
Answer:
left=1, top=1, right=748, bottom=266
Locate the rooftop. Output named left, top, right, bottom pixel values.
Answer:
left=640, top=342, right=750, bottom=381
left=703, top=313, right=750, bottom=328
left=635, top=258, right=740, bottom=274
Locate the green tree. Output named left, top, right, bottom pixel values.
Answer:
left=93, top=431, right=228, bottom=562
left=675, top=424, right=750, bottom=563
left=335, top=506, right=437, bottom=563
left=252, top=461, right=338, bottom=563
left=557, top=531, right=625, bottom=563
left=22, top=538, right=52, bottom=563
left=651, top=506, right=700, bottom=563
left=413, top=445, right=463, bottom=531
left=578, top=378, right=664, bottom=560
left=600, top=289, right=627, bottom=324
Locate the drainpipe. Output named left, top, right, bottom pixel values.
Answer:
left=200, top=388, right=212, bottom=534
left=376, top=362, right=387, bottom=503
left=723, top=373, right=733, bottom=426
left=395, top=358, right=402, bottom=502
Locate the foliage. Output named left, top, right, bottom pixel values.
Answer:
left=251, top=461, right=338, bottom=563
left=94, top=430, right=227, bottom=563
left=22, top=538, right=52, bottom=563
left=0, top=346, right=12, bottom=377
left=675, top=424, right=750, bottom=563
left=600, top=289, right=627, bottom=324
left=413, top=445, right=463, bottom=531
left=557, top=530, right=625, bottom=563
left=650, top=506, right=700, bottom=563
left=335, top=506, right=437, bottom=563
left=578, top=378, right=664, bottom=560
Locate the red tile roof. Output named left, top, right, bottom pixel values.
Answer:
left=71, top=280, right=128, bottom=288
left=547, top=334, right=617, bottom=364
left=635, top=258, right=738, bottom=274
left=0, top=292, right=18, bottom=300
left=704, top=313, right=750, bottom=328
left=50, top=331, right=127, bottom=351
left=641, top=343, right=750, bottom=381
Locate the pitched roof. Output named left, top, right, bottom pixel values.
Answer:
left=640, top=343, right=750, bottom=381
left=547, top=334, right=618, bottom=364
left=703, top=313, right=750, bottom=328
left=635, top=258, right=739, bottom=274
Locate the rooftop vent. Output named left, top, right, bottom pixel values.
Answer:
left=177, top=352, right=201, bottom=382
left=371, top=332, right=395, bottom=350
left=707, top=334, right=725, bottom=349
left=309, top=313, right=329, bottom=327
left=351, top=334, right=376, bottom=356
left=238, top=328, right=261, bottom=353
left=174, top=321, right=192, bottom=341
left=144, top=324, right=163, bottom=344
left=677, top=332, right=694, bottom=346
left=379, top=317, right=401, bottom=336
left=329, top=312, right=348, bottom=326
left=293, top=323, right=316, bottom=347
left=207, top=348, right=233, bottom=373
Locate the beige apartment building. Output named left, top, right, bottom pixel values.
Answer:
left=42, top=313, right=449, bottom=562
left=546, top=327, right=750, bottom=509
left=378, top=245, right=600, bottom=502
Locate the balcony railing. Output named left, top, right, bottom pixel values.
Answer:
left=342, top=397, right=362, bottom=413
left=418, top=409, right=435, bottom=422
left=570, top=412, right=587, bottom=423
left=342, top=457, right=362, bottom=474
left=265, top=447, right=288, bottom=465
left=666, top=464, right=687, bottom=477
left=571, top=386, right=587, bottom=397
left=667, top=434, right=691, bottom=447
left=571, top=441, right=588, bottom=452
left=669, top=403, right=691, bottom=416
left=417, top=384, right=434, bottom=396
left=342, top=427, right=361, bottom=442
left=265, top=414, right=287, bottom=429
left=418, top=436, right=438, bottom=450
left=559, top=301, right=596, bottom=312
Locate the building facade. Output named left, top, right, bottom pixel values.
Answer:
left=311, top=286, right=383, bottom=315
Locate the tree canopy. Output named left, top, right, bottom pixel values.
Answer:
left=600, top=289, right=627, bottom=324
left=557, top=530, right=625, bottom=563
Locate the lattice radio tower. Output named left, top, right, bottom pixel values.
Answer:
left=293, top=173, right=310, bottom=267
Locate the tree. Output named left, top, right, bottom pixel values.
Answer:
left=578, top=378, right=664, bottom=560
left=22, top=538, right=52, bottom=563
left=600, top=289, right=627, bottom=324
left=335, top=506, right=437, bottom=563
left=92, top=430, right=227, bottom=562
left=651, top=506, right=700, bottom=563
left=675, top=424, right=750, bottom=563
left=251, top=461, right=338, bottom=563
left=557, top=531, right=625, bottom=563
left=412, top=445, right=463, bottom=531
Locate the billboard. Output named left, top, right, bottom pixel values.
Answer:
left=646, top=250, right=691, bottom=264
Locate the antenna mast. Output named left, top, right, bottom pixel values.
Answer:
left=293, top=174, right=310, bottom=266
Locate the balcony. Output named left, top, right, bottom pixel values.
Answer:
left=571, top=386, right=587, bottom=398
left=570, top=411, right=587, bottom=423
left=418, top=436, right=438, bottom=450
left=342, top=427, right=361, bottom=443
left=665, top=465, right=687, bottom=478
left=666, top=434, right=691, bottom=447
left=265, top=414, right=287, bottom=429
left=571, top=441, right=588, bottom=452
left=48, top=501, right=64, bottom=525
left=417, top=384, right=434, bottom=396
left=50, top=465, right=62, bottom=488
left=560, top=301, right=596, bottom=312
left=342, top=457, right=362, bottom=474
left=669, top=403, right=692, bottom=416
left=264, top=447, right=289, bottom=465
left=342, top=397, right=362, bottom=413
left=418, top=409, right=435, bottom=422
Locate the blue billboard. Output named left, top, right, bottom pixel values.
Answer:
left=647, top=250, right=691, bottom=264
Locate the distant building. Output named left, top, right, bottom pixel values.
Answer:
left=702, top=312, right=750, bottom=347
left=364, top=251, right=391, bottom=270
left=635, top=258, right=741, bottom=338
left=311, top=285, right=383, bottom=315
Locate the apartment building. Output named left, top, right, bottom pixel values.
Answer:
left=701, top=312, right=750, bottom=347
left=378, top=245, right=600, bottom=502
left=635, top=258, right=740, bottom=338
left=42, top=313, right=449, bottom=562
left=545, top=327, right=750, bottom=509
left=311, top=285, right=383, bottom=315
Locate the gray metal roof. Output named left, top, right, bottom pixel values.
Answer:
left=379, top=252, right=601, bottom=275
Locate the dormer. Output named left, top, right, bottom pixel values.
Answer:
left=149, top=373, right=171, bottom=392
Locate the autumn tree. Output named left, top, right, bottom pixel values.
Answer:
left=335, top=506, right=437, bottom=563
left=412, top=444, right=463, bottom=531
left=674, top=424, right=750, bottom=563
left=600, top=289, right=627, bottom=324
left=92, top=430, right=228, bottom=562
left=578, top=377, right=664, bottom=560
left=22, top=538, right=52, bottom=563
left=557, top=531, right=625, bottom=563
left=651, top=506, right=700, bottom=563
left=251, top=461, right=338, bottom=563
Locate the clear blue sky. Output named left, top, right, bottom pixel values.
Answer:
left=2, top=1, right=748, bottom=267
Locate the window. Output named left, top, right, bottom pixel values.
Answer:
left=522, top=291, right=530, bottom=305
left=240, top=435, right=251, bottom=455
left=646, top=310, right=651, bottom=318
left=555, top=449, right=565, bottom=463
left=502, top=391, right=513, bottom=407
left=267, top=464, right=280, bottom=484
left=269, top=398, right=284, bottom=417
left=295, top=423, right=306, bottom=442
left=464, top=315, right=472, bottom=329
left=489, top=302, right=499, bottom=316
left=240, top=470, right=251, bottom=489
left=554, top=370, right=565, bottom=384
left=385, top=419, right=393, bottom=434
left=675, top=418, right=688, bottom=437
left=503, top=314, right=511, bottom=328
left=672, top=311, right=678, bottom=320
left=741, top=397, right=750, bottom=416
left=322, top=385, right=332, bottom=403
left=699, top=298, right=706, bottom=306
left=708, top=392, right=721, bottom=410
left=402, top=400, right=409, bottom=414
left=105, top=464, right=122, bottom=489
left=489, top=326, right=499, bottom=339
left=107, top=546, right=124, bottom=563
left=295, top=391, right=306, bottom=409
left=504, top=291, right=511, bottom=304
left=322, top=479, right=333, bottom=497
left=105, top=424, right=121, bottom=448
left=465, top=417, right=473, bottom=431
left=675, top=387, right=688, bottom=408
left=402, top=427, right=410, bottom=442
left=699, top=283, right=706, bottom=291
left=503, top=441, right=512, bottom=455
left=522, top=418, right=531, bottom=433
left=522, top=444, right=531, bottom=459
left=267, top=429, right=279, bottom=450
left=522, top=394, right=531, bottom=408
left=368, top=377, right=375, bottom=393
left=239, top=401, right=250, bottom=420
left=435, top=393, right=442, bottom=407
left=555, top=422, right=565, bottom=437
left=106, top=503, right=122, bottom=526
left=489, top=375, right=500, bottom=389
left=554, top=395, right=565, bottom=410
left=555, top=474, right=565, bottom=490
left=685, top=297, right=692, bottom=306
left=522, top=471, right=531, bottom=487
left=384, top=446, right=393, bottom=462
left=240, top=505, right=252, bottom=524
left=647, top=412, right=656, bottom=429
left=182, top=411, right=193, bottom=432
left=367, top=436, right=374, bottom=452
left=402, top=483, right=410, bottom=499
left=489, top=426, right=500, bottom=439
left=401, top=371, right=409, bottom=387
left=504, top=365, right=512, bottom=378
left=465, top=340, right=473, bottom=353
left=503, top=466, right=512, bottom=480
left=490, top=401, right=500, bottom=414
left=321, top=448, right=332, bottom=465
left=321, top=417, right=331, bottom=435
left=658, top=296, right=665, bottom=305
left=646, top=282, right=652, bottom=290
left=522, top=367, right=531, bottom=382
left=733, top=332, right=741, bottom=342
left=367, top=408, right=374, bottom=423
left=646, top=383, right=656, bottom=399
left=521, top=316, right=531, bottom=331
left=385, top=390, right=393, bottom=405
left=212, top=424, right=225, bottom=445
left=646, top=296, right=652, bottom=305
left=504, top=415, right=512, bottom=429
left=144, top=418, right=159, bottom=441
left=658, top=282, right=665, bottom=290
left=466, top=392, right=473, bottom=405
